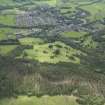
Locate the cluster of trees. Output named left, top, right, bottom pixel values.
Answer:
left=0, top=34, right=105, bottom=99
left=77, top=95, right=105, bottom=105
left=0, top=39, right=19, bottom=45
left=0, top=54, right=105, bottom=98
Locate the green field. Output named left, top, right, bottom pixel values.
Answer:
left=61, top=31, right=87, bottom=38
left=80, top=3, right=105, bottom=21
left=0, top=96, right=78, bottom=105
left=0, top=0, right=105, bottom=105
left=0, top=15, right=16, bottom=25
left=19, top=38, right=83, bottom=64
left=0, top=28, right=16, bottom=41
left=19, top=37, right=45, bottom=45
left=59, top=4, right=77, bottom=16
left=0, top=45, right=18, bottom=55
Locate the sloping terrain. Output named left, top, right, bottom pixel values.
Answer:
left=0, top=0, right=105, bottom=104
left=0, top=96, right=79, bottom=105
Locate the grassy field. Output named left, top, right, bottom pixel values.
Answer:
left=0, top=45, right=18, bottom=55
left=19, top=37, right=44, bottom=45
left=0, top=0, right=15, bottom=6
left=0, top=28, right=16, bottom=41
left=0, top=0, right=57, bottom=7
left=0, top=15, right=16, bottom=25
left=19, top=38, right=82, bottom=64
left=0, top=95, right=78, bottom=105
left=59, top=4, right=77, bottom=16
left=80, top=3, right=105, bottom=21
left=61, top=31, right=87, bottom=39
left=0, top=0, right=30, bottom=6
left=34, top=0, right=57, bottom=6
left=0, top=33, right=7, bottom=41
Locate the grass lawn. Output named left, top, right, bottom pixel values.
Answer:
left=0, top=95, right=79, bottom=105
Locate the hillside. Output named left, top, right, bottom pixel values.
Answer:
left=0, top=0, right=105, bottom=105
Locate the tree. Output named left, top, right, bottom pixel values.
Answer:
left=53, top=49, right=60, bottom=55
